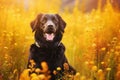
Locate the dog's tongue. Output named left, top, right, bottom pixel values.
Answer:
left=45, top=33, right=54, bottom=41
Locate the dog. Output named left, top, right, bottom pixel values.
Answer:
left=27, top=13, right=76, bottom=79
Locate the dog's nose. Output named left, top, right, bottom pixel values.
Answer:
left=48, top=25, right=53, bottom=28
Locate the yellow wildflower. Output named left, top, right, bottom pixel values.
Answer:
left=75, top=72, right=80, bottom=76
left=101, top=62, right=105, bottom=65
left=92, top=66, right=97, bottom=71
left=19, top=69, right=30, bottom=80
left=106, top=68, right=111, bottom=71
left=38, top=74, right=46, bottom=80
left=97, top=69, right=103, bottom=75
left=4, top=46, right=8, bottom=49
left=85, top=61, right=89, bottom=65
left=30, top=73, right=37, bottom=78
left=13, top=69, right=17, bottom=74
left=31, top=77, right=39, bottom=80
left=35, top=68, right=41, bottom=74
left=89, top=61, right=94, bottom=65
left=57, top=67, right=61, bottom=71
left=101, top=47, right=106, bottom=51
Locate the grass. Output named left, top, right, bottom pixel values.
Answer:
left=0, top=0, right=120, bottom=80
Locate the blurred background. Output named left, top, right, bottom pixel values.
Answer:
left=1, top=0, right=120, bottom=13
left=0, top=0, right=120, bottom=80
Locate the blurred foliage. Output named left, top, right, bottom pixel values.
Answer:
left=0, top=0, right=120, bottom=80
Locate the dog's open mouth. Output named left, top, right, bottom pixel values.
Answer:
left=44, top=33, right=55, bottom=41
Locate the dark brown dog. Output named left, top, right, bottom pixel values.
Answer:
left=27, top=13, right=76, bottom=79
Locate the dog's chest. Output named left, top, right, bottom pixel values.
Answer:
left=30, top=43, right=64, bottom=62
left=38, top=48, right=58, bottom=58
left=31, top=46, right=58, bottom=60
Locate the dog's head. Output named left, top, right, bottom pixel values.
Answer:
left=30, top=13, right=66, bottom=42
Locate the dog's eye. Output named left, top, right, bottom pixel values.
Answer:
left=52, top=17, right=58, bottom=23
left=41, top=17, right=47, bottom=24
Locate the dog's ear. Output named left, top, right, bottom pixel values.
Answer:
left=56, top=14, right=66, bottom=33
left=30, top=14, right=43, bottom=32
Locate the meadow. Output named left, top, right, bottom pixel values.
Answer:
left=0, top=0, right=120, bottom=80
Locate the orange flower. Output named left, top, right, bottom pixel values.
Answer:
left=41, top=61, right=48, bottom=72
left=53, top=70, right=57, bottom=75
left=63, top=63, right=69, bottom=70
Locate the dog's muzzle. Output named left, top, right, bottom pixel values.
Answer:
left=44, top=24, right=56, bottom=41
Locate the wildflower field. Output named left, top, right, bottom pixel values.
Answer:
left=0, top=0, right=120, bottom=80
